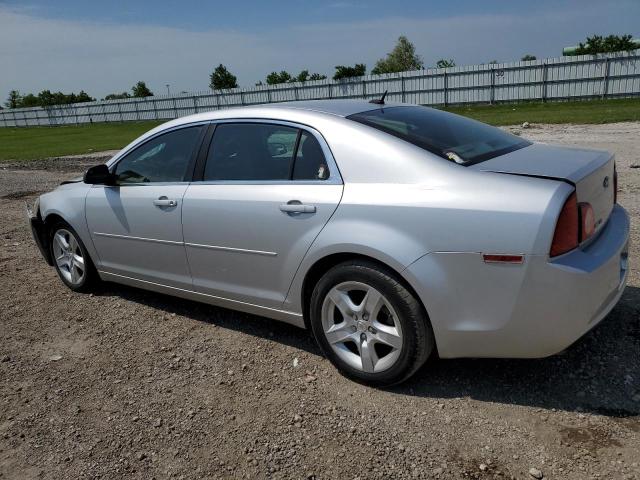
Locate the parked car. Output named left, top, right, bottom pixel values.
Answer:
left=27, top=100, right=629, bottom=386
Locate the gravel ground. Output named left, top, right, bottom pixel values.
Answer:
left=1, top=123, right=639, bottom=480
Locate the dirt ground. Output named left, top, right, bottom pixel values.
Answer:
left=1, top=123, right=639, bottom=480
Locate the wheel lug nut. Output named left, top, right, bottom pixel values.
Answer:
left=363, top=314, right=369, bottom=320
left=368, top=327, right=376, bottom=334
left=360, top=333, right=366, bottom=341
left=351, top=326, right=357, bottom=332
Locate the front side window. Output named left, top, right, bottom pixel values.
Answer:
left=348, top=106, right=531, bottom=165
left=114, top=126, right=204, bottom=183
left=203, top=123, right=330, bottom=181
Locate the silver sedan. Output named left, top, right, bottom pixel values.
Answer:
left=27, top=100, right=630, bottom=385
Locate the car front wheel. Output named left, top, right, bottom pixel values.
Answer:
left=50, top=222, right=97, bottom=292
left=310, top=260, right=434, bottom=386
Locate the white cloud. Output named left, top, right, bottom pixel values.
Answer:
left=1, top=3, right=638, bottom=98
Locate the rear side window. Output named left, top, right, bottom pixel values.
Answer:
left=347, top=106, right=530, bottom=165
left=114, top=126, right=204, bottom=183
left=293, top=132, right=329, bottom=180
left=203, top=123, right=329, bottom=181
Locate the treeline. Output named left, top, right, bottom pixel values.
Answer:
left=4, top=33, right=637, bottom=108
left=207, top=33, right=636, bottom=90
left=4, top=81, right=153, bottom=109
left=5, top=89, right=94, bottom=109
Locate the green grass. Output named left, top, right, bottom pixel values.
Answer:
left=0, top=121, right=162, bottom=161
left=442, top=97, right=640, bottom=126
left=1, top=98, right=640, bottom=161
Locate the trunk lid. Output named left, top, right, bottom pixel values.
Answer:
left=471, top=143, right=615, bottom=238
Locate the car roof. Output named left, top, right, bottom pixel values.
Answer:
left=260, top=99, right=405, bottom=117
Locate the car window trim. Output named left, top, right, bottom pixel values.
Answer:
left=193, top=118, right=342, bottom=185
left=108, top=122, right=209, bottom=186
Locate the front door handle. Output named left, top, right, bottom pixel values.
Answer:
left=279, top=201, right=316, bottom=214
left=153, top=196, right=178, bottom=208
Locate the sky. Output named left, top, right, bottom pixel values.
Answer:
left=1, top=0, right=639, bottom=99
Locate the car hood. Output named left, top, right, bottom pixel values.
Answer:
left=60, top=176, right=83, bottom=185
left=469, top=143, right=611, bottom=183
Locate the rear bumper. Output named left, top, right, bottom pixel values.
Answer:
left=405, top=204, right=630, bottom=358
left=25, top=201, right=53, bottom=266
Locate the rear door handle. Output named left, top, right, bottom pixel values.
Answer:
left=153, top=196, right=178, bottom=207
left=279, top=201, right=316, bottom=214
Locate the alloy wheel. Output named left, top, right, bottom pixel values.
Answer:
left=321, top=281, right=403, bottom=373
left=52, top=228, right=86, bottom=286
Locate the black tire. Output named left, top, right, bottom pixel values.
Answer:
left=49, top=220, right=99, bottom=292
left=309, top=260, right=434, bottom=386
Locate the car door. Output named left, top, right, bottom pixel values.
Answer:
left=86, top=124, right=205, bottom=289
left=182, top=121, right=343, bottom=310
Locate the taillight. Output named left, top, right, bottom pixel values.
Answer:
left=550, top=192, right=579, bottom=257
left=613, top=164, right=618, bottom=204
left=579, top=202, right=595, bottom=241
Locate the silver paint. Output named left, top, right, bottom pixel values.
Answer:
left=32, top=100, right=630, bottom=359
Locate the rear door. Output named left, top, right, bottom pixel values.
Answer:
left=182, top=121, right=343, bottom=310
left=86, top=124, right=205, bottom=289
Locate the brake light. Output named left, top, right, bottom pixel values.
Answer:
left=550, top=192, right=579, bottom=257
left=579, top=202, right=595, bottom=241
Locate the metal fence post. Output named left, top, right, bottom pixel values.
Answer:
left=240, top=91, right=245, bottom=106
left=328, top=83, right=332, bottom=99
left=489, top=67, right=495, bottom=105
left=267, top=88, right=272, bottom=103
left=153, top=99, right=159, bottom=119
left=12, top=110, right=18, bottom=127
left=362, top=79, right=366, bottom=99
left=172, top=98, right=178, bottom=118
left=542, top=63, right=548, bottom=102
left=134, top=100, right=140, bottom=121
left=294, top=85, right=299, bottom=101
left=401, top=74, right=406, bottom=103
left=117, top=102, right=124, bottom=122
left=601, top=57, right=611, bottom=99
left=443, top=70, right=448, bottom=106
left=193, top=96, right=198, bottom=113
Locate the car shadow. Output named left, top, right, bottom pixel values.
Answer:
left=92, top=282, right=640, bottom=418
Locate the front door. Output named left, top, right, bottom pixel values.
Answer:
left=182, top=122, right=343, bottom=310
left=86, top=125, right=205, bottom=289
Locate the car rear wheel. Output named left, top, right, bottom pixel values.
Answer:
left=50, top=222, right=98, bottom=292
left=310, top=260, right=434, bottom=386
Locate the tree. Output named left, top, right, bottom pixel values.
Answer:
left=132, top=81, right=153, bottom=97
left=576, top=34, right=636, bottom=55
left=371, top=36, right=424, bottom=74
left=266, top=71, right=293, bottom=85
left=264, top=69, right=326, bottom=85
left=436, top=59, right=455, bottom=68
left=209, top=64, right=238, bottom=90
left=333, top=64, right=366, bottom=80
left=105, top=92, right=132, bottom=100
left=5, top=90, right=21, bottom=108
left=521, top=54, right=537, bottom=61
left=20, top=93, right=40, bottom=107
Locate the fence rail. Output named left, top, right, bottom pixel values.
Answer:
left=2, top=50, right=639, bottom=128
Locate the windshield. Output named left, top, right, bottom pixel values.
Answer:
left=347, top=106, right=531, bottom=165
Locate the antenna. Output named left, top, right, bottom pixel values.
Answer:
left=369, top=90, right=388, bottom=105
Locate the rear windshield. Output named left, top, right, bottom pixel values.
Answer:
left=347, top=106, right=531, bottom=165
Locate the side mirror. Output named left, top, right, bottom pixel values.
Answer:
left=83, top=164, right=116, bottom=185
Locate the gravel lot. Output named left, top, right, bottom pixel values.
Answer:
left=1, top=123, right=639, bottom=480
